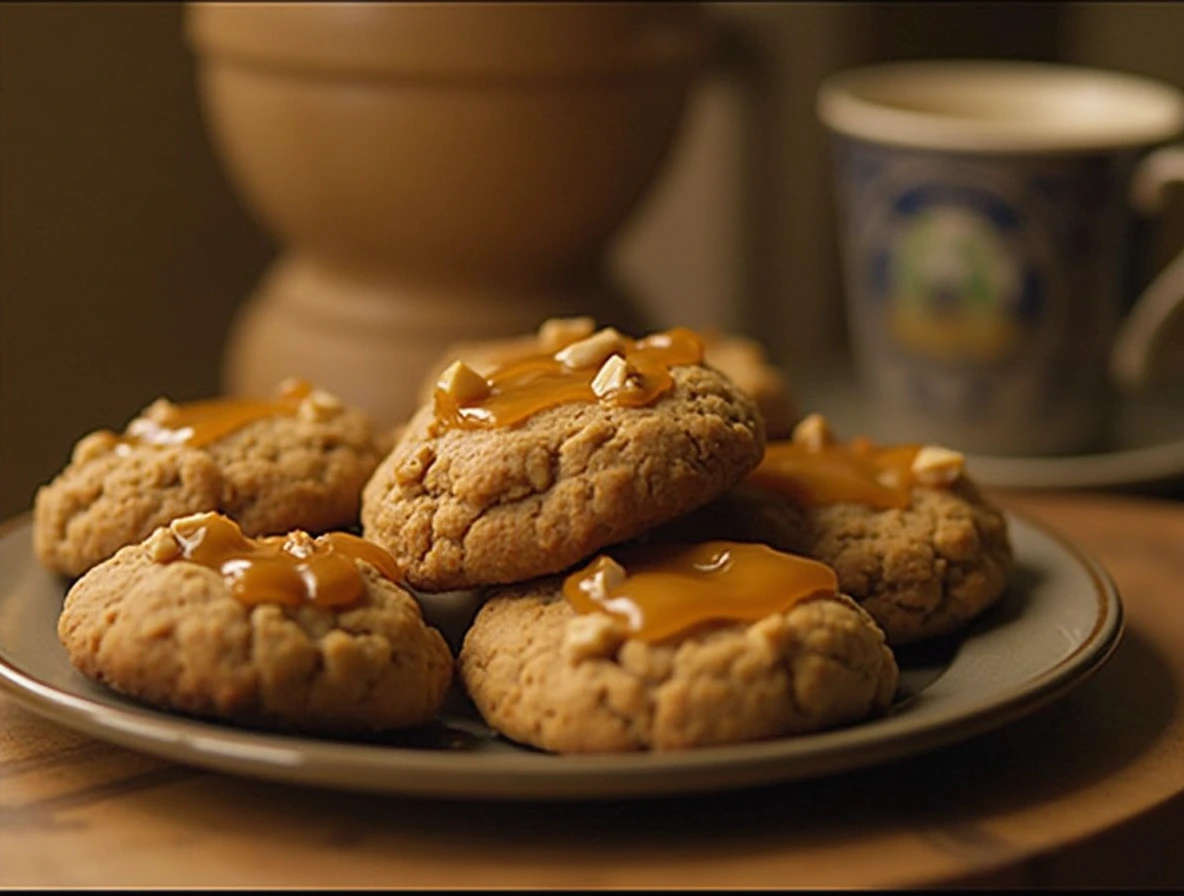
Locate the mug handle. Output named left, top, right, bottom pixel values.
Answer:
left=1110, top=145, right=1184, bottom=392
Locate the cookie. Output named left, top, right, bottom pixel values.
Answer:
left=362, top=325, right=766, bottom=591
left=655, top=414, right=1014, bottom=645
left=57, top=512, right=453, bottom=733
left=457, top=541, right=898, bottom=753
left=34, top=380, right=388, bottom=578
left=419, top=317, right=799, bottom=438
left=698, top=331, right=798, bottom=439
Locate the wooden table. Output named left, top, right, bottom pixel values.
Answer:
left=3, top=490, right=1184, bottom=888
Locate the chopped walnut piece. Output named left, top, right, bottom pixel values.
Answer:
left=436, top=360, right=492, bottom=403
left=168, top=511, right=221, bottom=538
left=163, top=512, right=224, bottom=557
left=139, top=398, right=176, bottom=423
left=297, top=389, right=344, bottom=423
left=538, top=316, right=597, bottom=352
left=579, top=556, right=628, bottom=600
left=284, top=530, right=316, bottom=559
left=911, top=445, right=965, bottom=486
left=791, top=412, right=835, bottom=451
left=590, top=354, right=631, bottom=398
left=554, top=327, right=627, bottom=370
left=144, top=526, right=182, bottom=563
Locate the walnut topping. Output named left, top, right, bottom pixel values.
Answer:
left=791, top=412, right=835, bottom=451
left=554, top=327, right=627, bottom=370
left=153, top=512, right=222, bottom=562
left=562, top=613, right=626, bottom=663
left=911, top=445, right=965, bottom=486
left=144, top=526, right=182, bottom=563
left=283, top=530, right=316, bottom=559
left=590, top=354, right=633, bottom=398
left=436, top=360, right=492, bottom=403
left=297, top=388, right=344, bottom=423
left=168, top=511, right=221, bottom=539
left=537, top=316, right=596, bottom=352
left=140, top=398, right=176, bottom=423
left=579, top=556, right=628, bottom=600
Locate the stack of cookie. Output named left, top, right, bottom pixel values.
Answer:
left=36, top=318, right=1013, bottom=755
left=361, top=318, right=915, bottom=752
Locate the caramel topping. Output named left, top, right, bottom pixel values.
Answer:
left=747, top=437, right=923, bottom=509
left=165, top=513, right=401, bottom=609
left=563, top=541, right=838, bottom=643
left=433, top=327, right=705, bottom=430
left=122, top=379, right=314, bottom=449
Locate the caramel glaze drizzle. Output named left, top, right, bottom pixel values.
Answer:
left=433, top=327, right=705, bottom=430
left=167, top=513, right=401, bottom=609
left=120, top=379, right=313, bottom=450
left=746, top=437, right=923, bottom=510
left=563, top=541, right=839, bottom=643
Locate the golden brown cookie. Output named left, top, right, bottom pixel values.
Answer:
left=34, top=381, right=388, bottom=577
left=362, top=326, right=766, bottom=591
left=654, top=415, right=1014, bottom=645
left=57, top=513, right=453, bottom=733
left=458, top=572, right=898, bottom=754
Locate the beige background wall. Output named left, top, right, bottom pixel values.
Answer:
left=4, top=2, right=1184, bottom=519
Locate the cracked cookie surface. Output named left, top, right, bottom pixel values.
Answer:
left=361, top=363, right=766, bottom=591
left=458, top=578, right=898, bottom=753
left=57, top=528, right=453, bottom=733
left=34, top=397, right=388, bottom=578
left=655, top=478, right=1013, bottom=645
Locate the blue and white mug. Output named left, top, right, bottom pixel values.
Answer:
left=817, top=60, right=1184, bottom=457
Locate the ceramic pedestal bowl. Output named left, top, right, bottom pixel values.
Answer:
left=186, top=2, right=709, bottom=427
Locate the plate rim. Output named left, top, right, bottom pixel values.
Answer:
left=0, top=511, right=1124, bottom=800
left=965, top=436, right=1184, bottom=490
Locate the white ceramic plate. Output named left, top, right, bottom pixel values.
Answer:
left=0, top=513, right=1122, bottom=800
left=797, top=367, right=1184, bottom=492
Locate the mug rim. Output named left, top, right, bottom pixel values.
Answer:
left=817, top=59, right=1184, bottom=154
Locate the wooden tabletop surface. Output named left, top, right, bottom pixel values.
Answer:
left=3, top=489, right=1184, bottom=889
